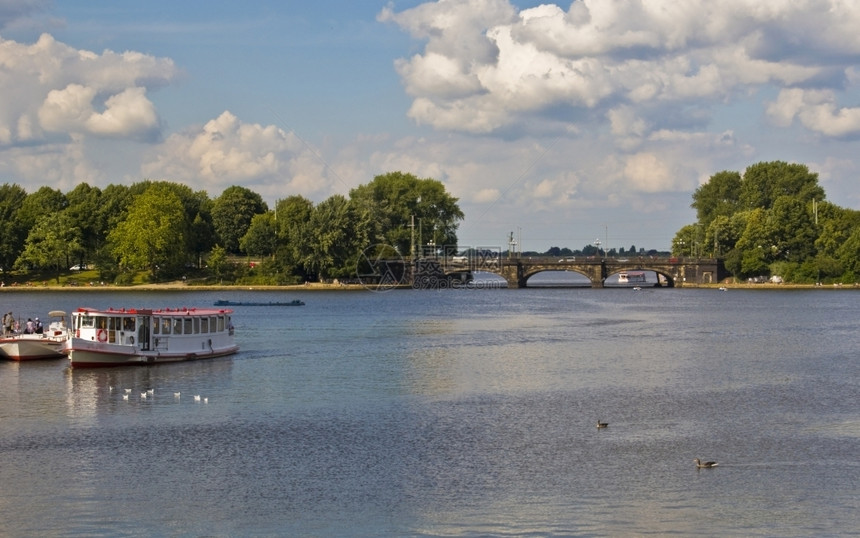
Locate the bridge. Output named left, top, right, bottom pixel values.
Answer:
left=424, top=256, right=726, bottom=288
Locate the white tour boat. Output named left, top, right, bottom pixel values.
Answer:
left=0, top=310, right=71, bottom=361
left=618, top=271, right=647, bottom=284
left=67, top=306, right=238, bottom=367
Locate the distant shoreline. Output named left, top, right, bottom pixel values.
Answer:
left=1, top=281, right=856, bottom=292
left=0, top=282, right=371, bottom=292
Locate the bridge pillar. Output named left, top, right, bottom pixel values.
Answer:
left=590, top=261, right=606, bottom=288
left=499, top=263, right=524, bottom=288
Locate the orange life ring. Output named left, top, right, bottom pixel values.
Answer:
left=97, top=329, right=107, bottom=342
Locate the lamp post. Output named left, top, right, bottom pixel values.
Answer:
left=410, top=215, right=416, bottom=260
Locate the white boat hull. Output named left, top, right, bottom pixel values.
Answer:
left=67, top=341, right=239, bottom=367
left=0, top=338, right=67, bottom=361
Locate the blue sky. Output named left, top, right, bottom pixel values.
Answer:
left=2, top=0, right=860, bottom=253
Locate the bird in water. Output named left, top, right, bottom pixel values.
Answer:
left=694, top=458, right=718, bottom=468
left=596, top=420, right=608, bottom=429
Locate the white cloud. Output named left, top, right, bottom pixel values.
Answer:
left=0, top=136, right=105, bottom=191
left=623, top=153, right=675, bottom=193
left=38, top=84, right=160, bottom=139
left=766, top=88, right=860, bottom=137
left=141, top=111, right=361, bottom=201
left=384, top=0, right=860, bottom=139
left=608, top=105, right=649, bottom=148
left=143, top=111, right=289, bottom=183
left=395, top=52, right=483, bottom=98
left=378, top=0, right=515, bottom=61
left=0, top=33, right=176, bottom=143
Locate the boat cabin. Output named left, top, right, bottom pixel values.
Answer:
left=72, top=307, right=234, bottom=352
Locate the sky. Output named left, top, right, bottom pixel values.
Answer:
left=2, top=0, right=860, bottom=253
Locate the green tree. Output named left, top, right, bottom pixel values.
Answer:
left=739, top=161, right=824, bottom=210
left=130, top=180, right=214, bottom=262
left=14, top=211, right=83, bottom=282
left=189, top=212, right=215, bottom=268
left=108, top=184, right=186, bottom=279
left=678, top=161, right=839, bottom=282
left=303, top=195, right=372, bottom=280
left=18, top=186, right=67, bottom=231
left=240, top=212, right=278, bottom=258
left=349, top=171, right=464, bottom=257
left=691, top=170, right=742, bottom=228
left=769, top=196, right=815, bottom=262
left=65, top=183, right=103, bottom=268
left=274, top=195, right=314, bottom=277
left=704, top=215, right=734, bottom=258
left=836, top=227, right=860, bottom=281
left=671, top=224, right=703, bottom=257
left=211, top=186, right=268, bottom=254
left=207, top=244, right=228, bottom=281
left=0, top=184, right=28, bottom=273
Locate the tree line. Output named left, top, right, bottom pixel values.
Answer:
left=0, top=172, right=464, bottom=285
left=4, top=160, right=855, bottom=286
left=674, top=160, right=860, bottom=283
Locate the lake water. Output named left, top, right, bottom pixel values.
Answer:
left=1, top=287, right=858, bottom=537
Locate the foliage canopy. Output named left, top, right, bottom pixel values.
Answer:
left=1, top=171, right=464, bottom=285
left=678, top=160, right=857, bottom=283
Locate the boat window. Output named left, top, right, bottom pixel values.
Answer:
left=160, top=318, right=171, bottom=335
left=123, top=317, right=135, bottom=331
left=193, top=317, right=200, bottom=334
left=210, top=316, right=217, bottom=332
left=109, top=317, right=119, bottom=342
left=201, top=317, right=209, bottom=333
left=172, top=318, right=182, bottom=335
left=80, top=315, right=95, bottom=328
left=96, top=317, right=108, bottom=330
left=184, top=318, right=192, bottom=334
left=217, top=316, right=225, bottom=332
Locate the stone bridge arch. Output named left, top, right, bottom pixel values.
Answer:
left=408, top=256, right=724, bottom=289
left=519, top=267, right=598, bottom=287
left=491, top=258, right=723, bottom=288
left=604, top=266, right=677, bottom=287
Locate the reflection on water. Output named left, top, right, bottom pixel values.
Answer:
left=0, top=288, right=858, bottom=536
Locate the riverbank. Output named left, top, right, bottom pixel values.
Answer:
left=2, top=281, right=856, bottom=292
left=0, top=281, right=371, bottom=292
left=691, top=282, right=858, bottom=289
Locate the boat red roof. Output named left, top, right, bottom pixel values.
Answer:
left=75, top=307, right=233, bottom=315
